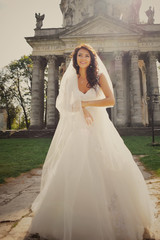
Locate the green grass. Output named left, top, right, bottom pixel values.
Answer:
left=0, top=136, right=160, bottom=184
left=122, top=136, right=160, bottom=176
left=0, top=138, right=52, bottom=183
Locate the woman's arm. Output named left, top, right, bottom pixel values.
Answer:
left=81, top=73, right=115, bottom=108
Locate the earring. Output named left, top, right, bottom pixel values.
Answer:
left=89, top=65, right=92, bottom=68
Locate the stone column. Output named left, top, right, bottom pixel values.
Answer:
left=46, top=55, right=58, bottom=129
left=138, top=60, right=149, bottom=126
left=148, top=52, right=160, bottom=125
left=114, top=51, right=126, bottom=126
left=65, top=53, right=71, bottom=68
left=129, top=51, right=143, bottom=126
left=39, top=59, right=47, bottom=126
left=30, top=56, right=45, bottom=129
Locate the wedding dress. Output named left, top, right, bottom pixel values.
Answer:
left=29, top=58, right=154, bottom=240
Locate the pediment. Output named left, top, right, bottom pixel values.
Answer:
left=60, top=16, right=141, bottom=38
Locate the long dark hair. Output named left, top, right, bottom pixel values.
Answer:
left=72, top=44, right=99, bottom=89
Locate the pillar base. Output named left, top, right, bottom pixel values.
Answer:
left=46, top=124, right=56, bottom=130
left=131, top=122, right=144, bottom=127
left=154, top=121, right=160, bottom=126
left=29, top=125, right=43, bottom=130
left=116, top=120, right=127, bottom=127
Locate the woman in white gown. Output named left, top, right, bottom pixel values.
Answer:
left=28, top=44, right=154, bottom=240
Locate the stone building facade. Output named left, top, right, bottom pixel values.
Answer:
left=26, top=0, right=160, bottom=130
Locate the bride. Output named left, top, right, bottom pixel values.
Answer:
left=28, top=44, right=154, bottom=240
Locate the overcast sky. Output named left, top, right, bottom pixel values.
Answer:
left=0, top=0, right=160, bottom=70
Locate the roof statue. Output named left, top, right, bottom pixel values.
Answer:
left=60, top=0, right=142, bottom=27
left=35, top=13, right=45, bottom=29
left=145, top=6, right=155, bottom=24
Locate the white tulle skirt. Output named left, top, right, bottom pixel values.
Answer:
left=29, top=107, right=153, bottom=240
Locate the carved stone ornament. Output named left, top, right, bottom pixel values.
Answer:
left=46, top=55, right=56, bottom=64
left=30, top=56, right=41, bottom=65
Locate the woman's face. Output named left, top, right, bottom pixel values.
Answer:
left=77, top=48, right=91, bottom=69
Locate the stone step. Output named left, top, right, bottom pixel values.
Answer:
left=0, top=127, right=160, bottom=138
left=0, top=130, right=55, bottom=139
left=117, top=127, right=160, bottom=136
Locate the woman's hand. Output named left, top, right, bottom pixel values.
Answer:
left=82, top=107, right=93, bottom=125
left=81, top=101, right=88, bottom=108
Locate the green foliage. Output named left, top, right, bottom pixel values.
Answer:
left=7, top=104, right=20, bottom=129
left=0, top=55, right=33, bottom=129
left=0, top=70, right=13, bottom=108
left=0, top=72, right=19, bottom=128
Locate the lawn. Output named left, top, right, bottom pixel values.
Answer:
left=0, top=138, right=52, bottom=183
left=123, top=136, right=160, bottom=176
left=0, top=136, right=160, bottom=184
